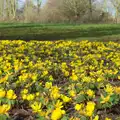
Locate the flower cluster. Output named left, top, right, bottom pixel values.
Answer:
left=0, top=40, right=120, bottom=120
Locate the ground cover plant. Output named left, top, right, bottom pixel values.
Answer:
left=1, top=24, right=120, bottom=40
left=0, top=40, right=120, bottom=120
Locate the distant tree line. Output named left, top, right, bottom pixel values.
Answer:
left=0, top=0, right=119, bottom=23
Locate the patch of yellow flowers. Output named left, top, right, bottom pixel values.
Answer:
left=0, top=104, right=11, bottom=115
left=0, top=40, right=120, bottom=120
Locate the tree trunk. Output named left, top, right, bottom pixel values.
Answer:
left=89, top=0, right=93, bottom=22
left=37, top=0, right=41, bottom=14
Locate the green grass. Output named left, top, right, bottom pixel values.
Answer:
left=0, top=23, right=120, bottom=41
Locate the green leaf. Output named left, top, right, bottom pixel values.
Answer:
left=89, top=83, right=97, bottom=90
left=76, top=94, right=86, bottom=103
left=0, top=114, right=8, bottom=120
left=80, top=116, right=88, bottom=120
left=36, top=114, right=45, bottom=120
left=61, top=115, right=69, bottom=120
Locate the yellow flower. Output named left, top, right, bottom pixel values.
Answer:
left=61, top=62, right=67, bottom=69
left=55, top=100, right=63, bottom=109
left=61, top=95, right=71, bottom=103
left=50, top=86, right=60, bottom=99
left=64, top=71, right=69, bottom=77
left=45, top=82, right=52, bottom=89
left=26, top=94, right=35, bottom=101
left=31, top=102, right=42, bottom=113
left=32, top=74, right=38, bottom=81
left=39, top=111, right=46, bottom=117
left=100, top=94, right=110, bottom=104
left=43, top=70, right=48, bottom=76
left=86, top=89, right=95, bottom=97
left=36, top=92, right=40, bottom=96
left=69, top=90, right=76, bottom=97
left=0, top=75, right=8, bottom=84
left=22, top=94, right=27, bottom=100
left=0, top=104, right=11, bottom=115
left=75, top=104, right=83, bottom=111
left=86, top=101, right=95, bottom=117
left=6, top=89, right=17, bottom=100
left=21, top=89, right=28, bottom=94
left=0, top=70, right=2, bottom=75
left=82, top=77, right=91, bottom=83
left=118, top=75, right=120, bottom=80
left=71, top=74, right=78, bottom=81
left=105, top=84, right=113, bottom=95
left=105, top=117, right=111, bottom=120
left=93, top=115, right=99, bottom=120
left=114, top=87, right=120, bottom=94
left=51, top=108, right=65, bottom=120
left=49, top=75, right=53, bottom=81
left=97, top=77, right=103, bottom=82
left=0, top=89, right=6, bottom=98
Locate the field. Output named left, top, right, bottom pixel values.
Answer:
left=0, top=40, right=120, bottom=120
left=0, top=23, right=120, bottom=42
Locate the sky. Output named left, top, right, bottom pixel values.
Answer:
left=21, top=0, right=47, bottom=4
left=19, top=0, right=47, bottom=8
left=42, top=0, right=47, bottom=4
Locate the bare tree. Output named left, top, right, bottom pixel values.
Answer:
left=110, top=0, right=120, bottom=23
left=36, top=0, right=42, bottom=14
left=60, top=0, right=89, bottom=22
left=0, top=0, right=4, bottom=20
left=42, top=0, right=62, bottom=23
left=24, top=0, right=34, bottom=22
left=88, top=0, right=97, bottom=21
left=0, top=0, right=114, bottom=23
left=0, top=0, right=17, bottom=21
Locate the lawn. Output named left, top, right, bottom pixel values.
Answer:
left=0, top=23, right=120, bottom=41
left=0, top=40, right=120, bottom=120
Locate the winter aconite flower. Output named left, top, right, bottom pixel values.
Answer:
left=61, top=95, right=71, bottom=103
left=26, top=94, right=35, bottom=101
left=71, top=74, right=78, bottom=81
left=0, top=75, right=8, bottom=84
left=45, top=82, right=52, bottom=89
left=104, top=84, right=114, bottom=95
left=21, top=89, right=28, bottom=94
left=75, top=104, right=83, bottom=111
left=0, top=89, right=6, bottom=98
left=114, top=87, right=120, bottom=94
left=42, top=70, right=48, bottom=76
left=86, top=101, right=95, bottom=117
left=105, top=117, right=111, bottom=120
left=31, top=102, right=42, bottom=113
left=51, top=108, right=65, bottom=120
left=118, top=75, right=120, bottom=80
left=0, top=104, right=11, bottom=115
left=93, top=115, right=99, bottom=120
left=100, top=94, right=110, bottom=104
left=69, top=90, right=76, bottom=97
left=6, top=89, right=17, bottom=100
left=86, top=89, right=95, bottom=98
left=50, top=86, right=60, bottom=99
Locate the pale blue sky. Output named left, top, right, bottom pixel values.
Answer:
left=22, top=0, right=47, bottom=4
left=42, top=0, right=47, bottom=4
left=19, top=0, right=47, bottom=8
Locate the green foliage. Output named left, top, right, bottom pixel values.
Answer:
left=76, top=94, right=86, bottom=103
left=0, top=114, right=8, bottom=120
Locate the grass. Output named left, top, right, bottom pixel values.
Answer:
left=0, top=23, right=120, bottom=41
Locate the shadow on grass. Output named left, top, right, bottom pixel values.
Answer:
left=0, top=26, right=120, bottom=41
